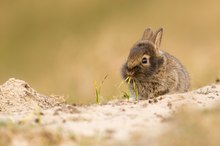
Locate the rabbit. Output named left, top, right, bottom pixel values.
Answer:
left=121, top=28, right=190, bottom=100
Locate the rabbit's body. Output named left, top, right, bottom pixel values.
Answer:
left=121, top=28, right=190, bottom=99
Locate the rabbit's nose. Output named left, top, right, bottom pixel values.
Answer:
left=126, top=70, right=134, bottom=76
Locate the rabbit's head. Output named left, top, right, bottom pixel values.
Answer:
left=121, top=28, right=165, bottom=82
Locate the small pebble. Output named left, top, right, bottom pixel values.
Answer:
left=121, top=108, right=126, bottom=112
left=35, top=118, right=40, bottom=123
left=158, top=96, right=163, bottom=100
left=153, top=98, right=158, bottom=103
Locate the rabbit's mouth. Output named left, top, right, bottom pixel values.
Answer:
left=126, top=70, right=134, bottom=77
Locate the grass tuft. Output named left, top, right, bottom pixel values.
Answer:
left=118, top=76, right=139, bottom=101
left=93, top=75, right=108, bottom=104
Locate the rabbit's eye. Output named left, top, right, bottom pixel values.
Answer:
left=141, top=54, right=150, bottom=66
left=142, top=57, right=148, bottom=64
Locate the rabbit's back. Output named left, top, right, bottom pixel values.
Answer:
left=162, top=51, right=190, bottom=93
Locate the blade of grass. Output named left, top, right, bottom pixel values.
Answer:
left=127, top=77, right=132, bottom=101
left=118, top=76, right=130, bottom=88
left=133, top=81, right=139, bottom=101
left=101, top=75, right=108, bottom=85
left=93, top=80, right=100, bottom=104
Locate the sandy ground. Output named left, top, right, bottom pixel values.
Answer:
left=0, top=78, right=220, bottom=146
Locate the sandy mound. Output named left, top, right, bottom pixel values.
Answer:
left=0, top=78, right=220, bottom=146
left=0, top=78, right=64, bottom=114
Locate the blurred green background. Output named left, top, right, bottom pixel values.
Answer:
left=0, top=0, right=219, bottom=103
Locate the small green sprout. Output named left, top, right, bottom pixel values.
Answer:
left=121, top=91, right=130, bottom=99
left=35, top=106, right=43, bottom=124
left=18, top=106, right=43, bottom=125
left=118, top=77, right=131, bottom=101
left=93, top=75, right=108, bottom=104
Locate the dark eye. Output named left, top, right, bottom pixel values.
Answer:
left=142, top=57, right=148, bottom=64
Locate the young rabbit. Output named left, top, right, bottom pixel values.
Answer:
left=121, top=28, right=190, bottom=99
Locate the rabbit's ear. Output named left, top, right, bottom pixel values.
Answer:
left=142, top=28, right=153, bottom=40
left=152, top=28, right=163, bottom=48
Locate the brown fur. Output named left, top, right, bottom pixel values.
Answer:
left=121, top=28, right=190, bottom=99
